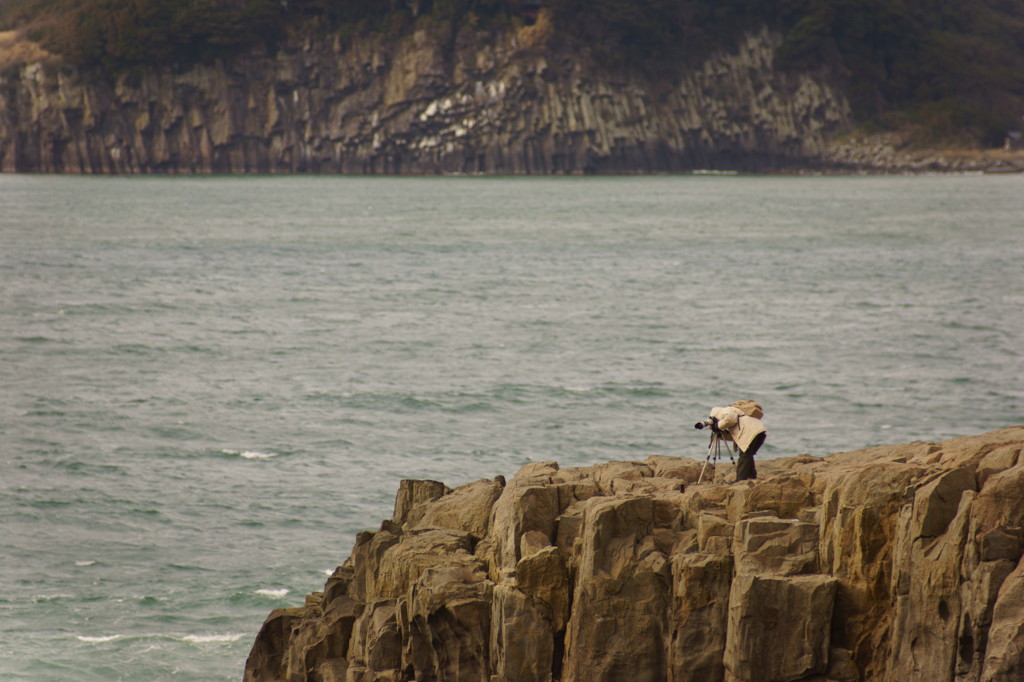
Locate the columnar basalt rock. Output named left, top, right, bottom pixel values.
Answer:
left=244, top=426, right=1024, bottom=681
left=0, top=24, right=853, bottom=174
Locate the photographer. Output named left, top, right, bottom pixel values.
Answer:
left=697, top=403, right=766, bottom=481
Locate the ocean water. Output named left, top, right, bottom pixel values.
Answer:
left=2, top=173, right=1022, bottom=680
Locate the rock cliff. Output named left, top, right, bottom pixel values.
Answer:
left=243, top=426, right=1024, bottom=681
left=0, top=21, right=853, bottom=174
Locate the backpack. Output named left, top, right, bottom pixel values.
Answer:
left=730, top=400, right=764, bottom=419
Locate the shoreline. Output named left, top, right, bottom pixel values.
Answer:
left=2, top=131, right=1021, bottom=177
left=818, top=132, right=1024, bottom=175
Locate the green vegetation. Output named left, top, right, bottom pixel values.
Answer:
left=545, top=0, right=1024, bottom=145
left=2, top=0, right=1022, bottom=145
left=1, top=0, right=284, bottom=69
left=546, top=0, right=773, bottom=70
left=0, top=0, right=512, bottom=69
left=773, top=0, right=1024, bottom=146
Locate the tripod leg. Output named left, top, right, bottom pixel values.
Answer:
left=697, top=435, right=716, bottom=484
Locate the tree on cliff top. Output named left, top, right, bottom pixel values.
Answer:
left=1, top=0, right=284, bottom=70
left=773, top=0, right=1024, bottom=146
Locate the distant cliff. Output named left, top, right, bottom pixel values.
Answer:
left=0, top=22, right=854, bottom=174
left=243, top=426, right=1024, bottom=681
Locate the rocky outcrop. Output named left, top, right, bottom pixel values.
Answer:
left=823, top=133, right=1024, bottom=174
left=243, top=426, right=1024, bottom=681
left=0, top=20, right=852, bottom=174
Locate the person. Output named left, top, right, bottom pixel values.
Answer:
left=705, top=402, right=766, bottom=481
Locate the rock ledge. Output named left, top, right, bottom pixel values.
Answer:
left=244, top=427, right=1024, bottom=681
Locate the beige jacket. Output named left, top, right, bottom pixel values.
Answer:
left=709, top=405, right=766, bottom=452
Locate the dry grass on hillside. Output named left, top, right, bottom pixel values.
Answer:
left=516, top=9, right=554, bottom=50
left=0, top=30, right=52, bottom=68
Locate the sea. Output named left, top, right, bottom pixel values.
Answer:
left=2, top=173, right=1022, bottom=680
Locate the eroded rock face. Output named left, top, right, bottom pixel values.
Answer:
left=724, top=573, right=838, bottom=681
left=243, top=426, right=1024, bottom=681
left=0, top=24, right=850, bottom=174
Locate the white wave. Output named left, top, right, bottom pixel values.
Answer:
left=33, top=594, right=75, bottom=603
left=75, top=560, right=96, bottom=567
left=239, top=450, right=277, bottom=460
left=77, top=635, right=122, bottom=643
left=256, top=588, right=289, bottom=599
left=181, top=633, right=246, bottom=644
left=77, top=631, right=244, bottom=646
left=323, top=569, right=334, bottom=577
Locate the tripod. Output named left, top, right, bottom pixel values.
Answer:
left=697, top=432, right=735, bottom=484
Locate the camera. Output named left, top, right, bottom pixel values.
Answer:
left=694, top=416, right=718, bottom=431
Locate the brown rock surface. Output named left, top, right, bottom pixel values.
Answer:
left=0, top=24, right=850, bottom=174
left=244, top=426, right=1024, bottom=681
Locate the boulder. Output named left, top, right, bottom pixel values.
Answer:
left=515, top=546, right=570, bottom=631
left=981, top=557, right=1024, bottom=681
left=724, top=574, right=838, bottom=682
left=562, top=496, right=677, bottom=682
left=488, top=480, right=560, bottom=575
left=911, top=468, right=976, bottom=539
left=732, top=516, right=819, bottom=576
left=887, top=488, right=975, bottom=680
left=410, top=478, right=504, bottom=538
left=697, top=513, right=734, bottom=555
left=371, top=528, right=478, bottom=600
left=817, top=460, right=928, bottom=678
left=398, top=563, right=493, bottom=681
left=733, top=473, right=814, bottom=520
left=956, top=558, right=1018, bottom=680
left=348, top=599, right=401, bottom=672
left=970, top=464, right=1024, bottom=536
left=669, top=552, right=733, bottom=682
left=244, top=607, right=304, bottom=682
left=393, top=479, right=448, bottom=526
left=975, top=444, right=1021, bottom=489
left=490, top=584, right=555, bottom=682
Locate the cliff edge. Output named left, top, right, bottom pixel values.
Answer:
left=243, top=426, right=1024, bottom=681
left=0, top=24, right=852, bottom=174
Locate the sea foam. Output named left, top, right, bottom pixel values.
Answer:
left=223, top=449, right=278, bottom=460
